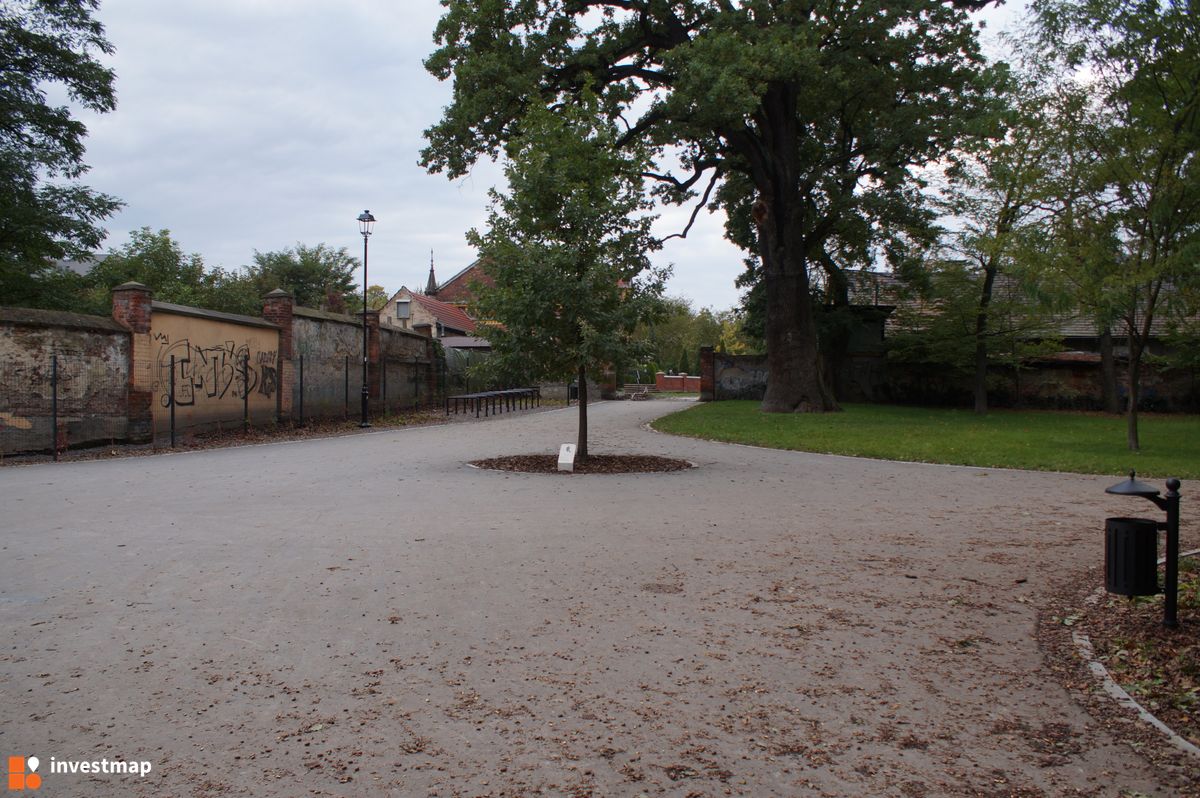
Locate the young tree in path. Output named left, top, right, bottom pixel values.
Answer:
left=422, top=0, right=1002, bottom=414
left=469, top=97, right=667, bottom=460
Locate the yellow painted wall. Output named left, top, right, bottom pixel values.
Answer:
left=150, top=311, right=280, bottom=432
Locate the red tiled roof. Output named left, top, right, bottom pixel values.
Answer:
left=409, top=291, right=476, bottom=334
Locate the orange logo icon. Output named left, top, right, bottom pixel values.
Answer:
left=6, top=757, right=41, bottom=791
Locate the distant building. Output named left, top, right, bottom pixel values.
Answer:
left=53, top=256, right=103, bottom=275
left=379, top=256, right=494, bottom=350
left=380, top=286, right=480, bottom=341
left=429, top=259, right=494, bottom=309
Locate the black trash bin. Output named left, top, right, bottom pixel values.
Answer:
left=1105, top=516, right=1160, bottom=596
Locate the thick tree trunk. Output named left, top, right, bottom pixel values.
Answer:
left=1099, top=326, right=1120, bottom=414
left=576, top=365, right=588, bottom=460
left=755, top=199, right=839, bottom=413
left=973, top=265, right=997, bottom=415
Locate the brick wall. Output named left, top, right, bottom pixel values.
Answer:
left=655, top=372, right=701, bottom=392
left=292, top=305, right=435, bottom=421
left=147, top=304, right=281, bottom=434
left=1, top=287, right=440, bottom=455
left=377, top=324, right=436, bottom=413
left=0, top=308, right=130, bottom=455
left=707, top=353, right=770, bottom=401
left=112, top=282, right=154, bottom=441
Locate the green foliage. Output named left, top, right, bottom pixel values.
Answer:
left=467, top=95, right=667, bottom=420
left=652, top=401, right=1200, bottom=478
left=81, top=228, right=259, bottom=315
left=631, top=297, right=732, bottom=378
left=676, top=349, right=691, bottom=376
left=887, top=261, right=1062, bottom=374
left=4, top=221, right=365, bottom=318
left=245, top=243, right=359, bottom=311
left=1029, top=0, right=1200, bottom=447
left=0, top=0, right=122, bottom=307
left=1157, top=283, right=1200, bottom=374
left=348, top=284, right=389, bottom=313
left=422, top=0, right=1003, bottom=411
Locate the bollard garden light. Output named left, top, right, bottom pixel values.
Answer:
left=357, top=209, right=375, bottom=428
left=1104, top=471, right=1183, bottom=628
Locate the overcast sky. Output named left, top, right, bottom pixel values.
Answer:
left=81, top=0, right=1027, bottom=312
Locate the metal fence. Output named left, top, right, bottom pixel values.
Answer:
left=443, top=347, right=489, bottom=395
left=0, top=352, right=128, bottom=459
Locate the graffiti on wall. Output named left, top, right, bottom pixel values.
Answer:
left=715, top=356, right=770, bottom=401
left=154, top=334, right=278, bottom=408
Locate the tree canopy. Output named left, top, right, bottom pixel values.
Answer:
left=245, top=243, right=359, bottom=311
left=83, top=228, right=258, bottom=315
left=0, top=0, right=121, bottom=307
left=423, top=0, right=1004, bottom=412
left=73, top=232, right=362, bottom=318
left=1030, top=0, right=1200, bottom=448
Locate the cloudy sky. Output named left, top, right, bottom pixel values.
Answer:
left=81, top=0, right=1026, bottom=312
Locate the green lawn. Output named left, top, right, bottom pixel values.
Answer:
left=651, top=401, right=1200, bottom=478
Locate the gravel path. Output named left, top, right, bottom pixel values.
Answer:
left=1, top=398, right=1193, bottom=797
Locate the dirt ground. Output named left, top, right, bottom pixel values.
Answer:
left=0, top=398, right=1195, bottom=797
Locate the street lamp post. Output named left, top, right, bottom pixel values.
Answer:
left=357, top=210, right=375, bottom=428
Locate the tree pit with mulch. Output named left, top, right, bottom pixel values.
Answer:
left=470, top=453, right=692, bottom=474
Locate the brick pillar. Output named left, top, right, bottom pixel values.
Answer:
left=364, top=310, right=381, bottom=400
left=699, top=346, right=715, bottom=401
left=655, top=371, right=667, bottom=392
left=262, top=288, right=294, bottom=422
left=425, top=339, right=440, bottom=405
left=111, top=282, right=154, bottom=442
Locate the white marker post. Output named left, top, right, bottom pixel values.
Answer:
left=557, top=443, right=577, bottom=473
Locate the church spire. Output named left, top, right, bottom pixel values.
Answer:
left=425, top=249, right=438, bottom=296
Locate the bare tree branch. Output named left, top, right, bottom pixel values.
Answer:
left=660, top=167, right=722, bottom=243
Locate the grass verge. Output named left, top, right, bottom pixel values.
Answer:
left=650, top=401, right=1200, bottom=478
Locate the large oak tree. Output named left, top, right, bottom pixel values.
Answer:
left=422, top=0, right=1003, bottom=412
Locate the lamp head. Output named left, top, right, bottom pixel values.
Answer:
left=357, top=210, right=376, bottom=236
left=1105, top=470, right=1162, bottom=499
